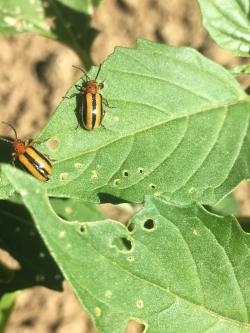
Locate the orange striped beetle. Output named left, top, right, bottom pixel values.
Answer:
left=72, top=65, right=105, bottom=130
left=0, top=122, right=52, bottom=181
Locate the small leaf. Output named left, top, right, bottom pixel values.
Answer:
left=198, top=0, right=250, bottom=57
left=230, top=65, right=250, bottom=75
left=0, top=292, right=19, bottom=332
left=0, top=0, right=100, bottom=67
left=4, top=165, right=250, bottom=333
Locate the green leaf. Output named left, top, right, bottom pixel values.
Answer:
left=205, top=194, right=239, bottom=216
left=1, top=40, right=250, bottom=205
left=0, top=292, right=19, bottom=333
left=0, top=0, right=100, bottom=67
left=4, top=165, right=250, bottom=333
left=230, top=65, right=250, bottom=75
left=0, top=143, right=16, bottom=200
left=0, top=0, right=54, bottom=36
left=198, top=0, right=250, bottom=57
left=55, top=0, right=102, bottom=14
left=35, top=39, right=250, bottom=206
left=0, top=198, right=63, bottom=294
left=50, top=197, right=105, bottom=221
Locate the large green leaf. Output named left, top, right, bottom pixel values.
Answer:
left=1, top=39, right=250, bottom=206
left=198, top=0, right=250, bottom=57
left=0, top=0, right=100, bottom=67
left=36, top=40, right=250, bottom=205
left=4, top=165, right=250, bottom=333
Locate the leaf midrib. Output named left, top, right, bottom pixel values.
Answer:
left=53, top=100, right=248, bottom=165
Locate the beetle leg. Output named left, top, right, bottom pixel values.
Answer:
left=43, top=153, right=56, bottom=162
left=75, top=84, right=83, bottom=90
left=98, top=81, right=105, bottom=89
left=24, top=139, right=30, bottom=147
left=103, top=97, right=115, bottom=109
left=31, top=138, right=49, bottom=146
left=62, top=92, right=77, bottom=99
left=11, top=153, right=16, bottom=166
left=63, top=86, right=85, bottom=99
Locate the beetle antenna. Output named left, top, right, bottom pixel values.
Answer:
left=72, top=65, right=90, bottom=80
left=2, top=122, right=18, bottom=140
left=95, top=64, right=102, bottom=81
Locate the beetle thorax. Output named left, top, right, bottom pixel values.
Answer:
left=13, top=140, right=26, bottom=155
left=86, top=80, right=98, bottom=94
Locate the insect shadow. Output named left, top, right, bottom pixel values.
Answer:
left=0, top=139, right=13, bottom=164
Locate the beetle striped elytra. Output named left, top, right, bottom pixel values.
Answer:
left=0, top=122, right=52, bottom=181
left=71, top=65, right=105, bottom=130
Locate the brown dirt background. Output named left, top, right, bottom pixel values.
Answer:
left=1, top=0, right=250, bottom=332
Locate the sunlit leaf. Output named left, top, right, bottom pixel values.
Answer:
left=198, top=0, right=250, bottom=57
left=4, top=165, right=250, bottom=333
left=1, top=40, right=250, bottom=206
left=0, top=0, right=101, bottom=66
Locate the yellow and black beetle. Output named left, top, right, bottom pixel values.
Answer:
left=72, top=65, right=105, bottom=130
left=0, top=122, right=52, bottom=181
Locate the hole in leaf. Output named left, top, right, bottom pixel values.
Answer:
left=143, top=219, right=155, bottom=230
left=149, top=183, right=157, bottom=189
left=138, top=167, right=144, bottom=174
left=123, top=170, right=129, bottom=177
left=125, top=320, right=146, bottom=333
left=112, top=236, right=133, bottom=251
left=48, top=138, right=58, bottom=151
left=127, top=222, right=135, bottom=232
left=79, top=225, right=85, bottom=233
left=122, top=238, right=132, bottom=250
left=127, top=255, right=134, bottom=262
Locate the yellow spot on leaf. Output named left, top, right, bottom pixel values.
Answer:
left=65, top=207, right=73, bottom=214
left=94, top=307, right=102, bottom=317
left=60, top=172, right=69, bottom=181
left=91, top=170, right=98, bottom=179
left=105, top=290, right=112, bottom=298
left=136, top=300, right=144, bottom=309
